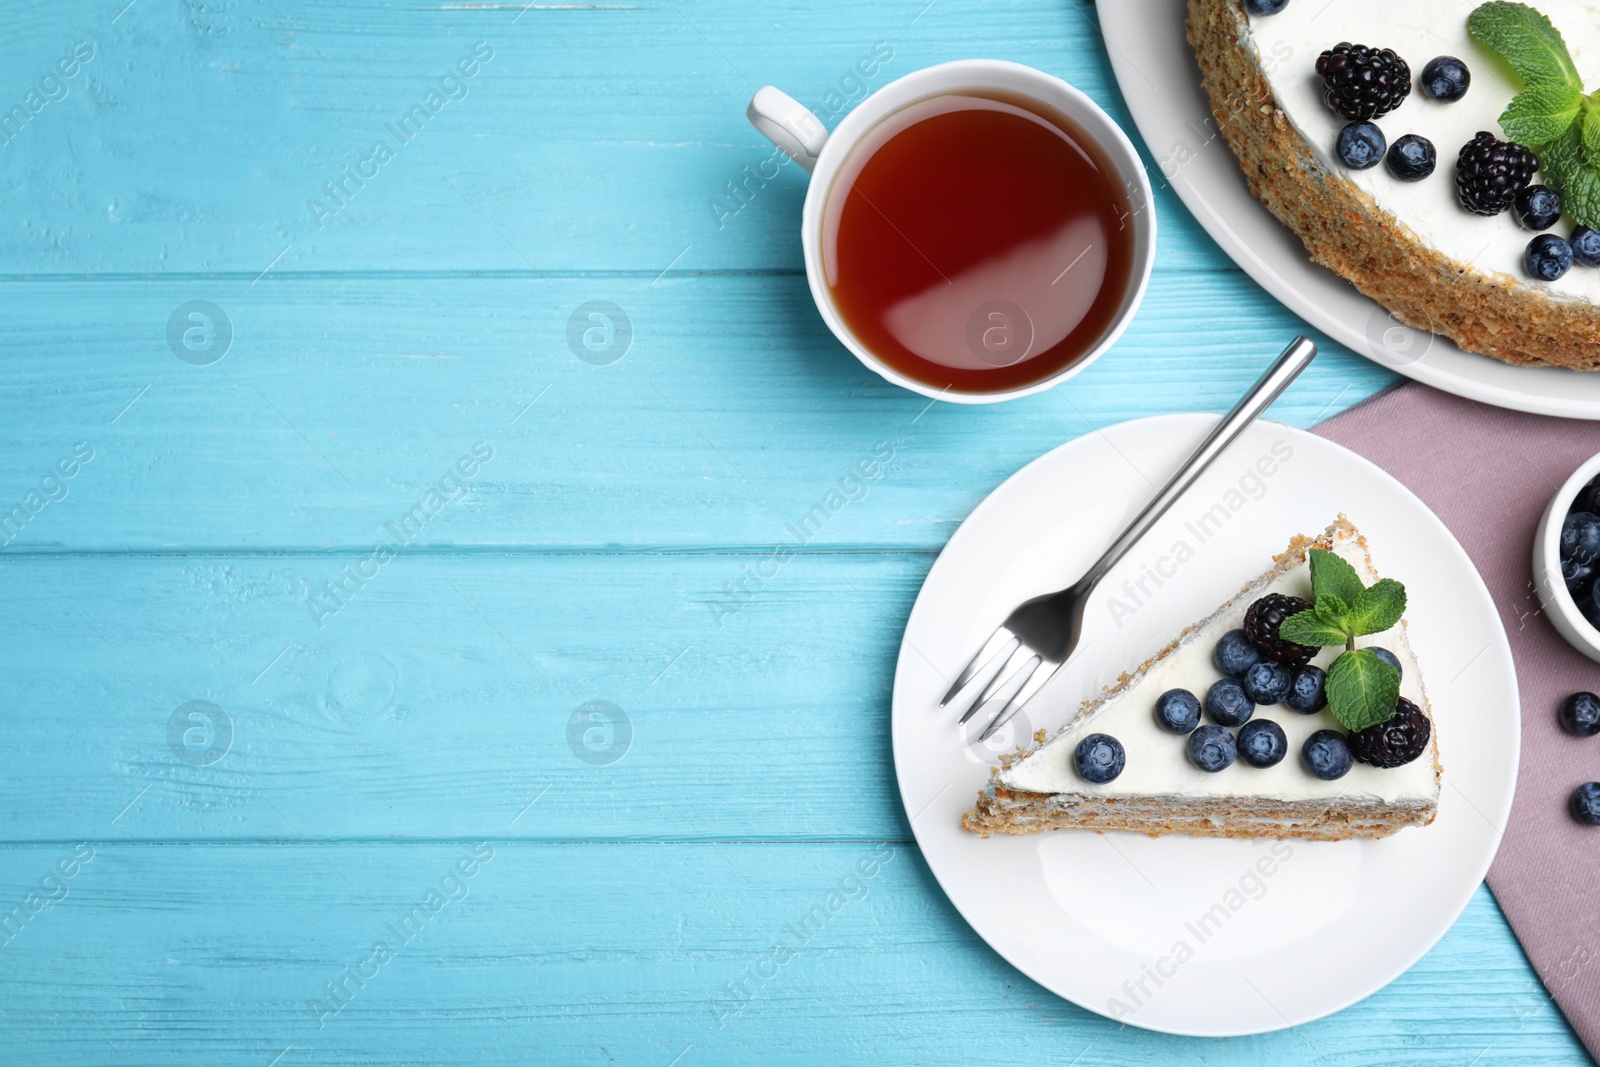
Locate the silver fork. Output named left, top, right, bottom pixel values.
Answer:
left=941, top=336, right=1318, bottom=741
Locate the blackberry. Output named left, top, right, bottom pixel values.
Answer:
left=1349, top=697, right=1432, bottom=768
left=1456, top=132, right=1539, bottom=216
left=1242, top=593, right=1316, bottom=666
left=1316, top=43, right=1411, bottom=120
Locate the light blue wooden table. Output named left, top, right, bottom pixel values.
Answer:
left=0, top=1, right=1588, bottom=1063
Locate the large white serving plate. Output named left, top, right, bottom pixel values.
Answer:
left=1098, top=0, right=1600, bottom=418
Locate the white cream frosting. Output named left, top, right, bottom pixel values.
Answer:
left=998, top=532, right=1438, bottom=804
left=1246, top=0, right=1600, bottom=303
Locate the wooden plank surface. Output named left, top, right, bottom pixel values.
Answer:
left=0, top=552, right=924, bottom=842
left=0, top=274, right=1391, bottom=552
left=0, top=845, right=1579, bottom=1066
left=0, top=0, right=1586, bottom=1062
left=0, top=0, right=1240, bottom=275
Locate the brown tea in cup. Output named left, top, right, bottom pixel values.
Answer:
left=820, top=92, right=1138, bottom=394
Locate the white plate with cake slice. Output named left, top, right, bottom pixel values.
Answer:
left=891, top=414, right=1517, bottom=1036
left=1097, top=0, right=1600, bottom=417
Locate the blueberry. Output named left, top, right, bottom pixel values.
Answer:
left=1074, top=733, right=1125, bottom=784
left=1214, top=628, right=1263, bottom=678
left=1242, top=661, right=1291, bottom=705
left=1243, top=0, right=1289, bottom=12
left=1336, top=121, right=1386, bottom=169
left=1206, top=678, right=1255, bottom=727
left=1154, top=689, right=1202, bottom=734
left=1514, top=185, right=1563, bottom=230
left=1561, top=511, right=1600, bottom=564
left=1571, top=783, right=1600, bottom=825
left=1572, top=226, right=1600, bottom=268
left=1238, top=719, right=1288, bottom=767
left=1579, top=477, right=1600, bottom=514
left=1525, top=234, right=1574, bottom=281
left=1563, top=556, right=1595, bottom=597
left=1419, top=55, right=1470, bottom=101
left=1385, top=134, right=1436, bottom=181
left=1187, top=724, right=1237, bottom=773
left=1285, top=665, right=1327, bottom=712
left=1370, top=647, right=1402, bottom=682
left=1302, top=729, right=1353, bottom=780
left=1560, top=692, right=1600, bottom=737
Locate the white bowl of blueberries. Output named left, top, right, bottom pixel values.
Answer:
left=1534, top=453, right=1600, bottom=663
left=1528, top=461, right=1600, bottom=827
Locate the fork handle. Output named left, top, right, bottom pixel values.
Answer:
left=1073, top=336, right=1318, bottom=595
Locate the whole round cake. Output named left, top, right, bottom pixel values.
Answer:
left=1187, top=0, right=1600, bottom=369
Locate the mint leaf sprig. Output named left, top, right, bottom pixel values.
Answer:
left=1325, top=650, right=1403, bottom=734
left=1467, top=2, right=1600, bottom=227
left=1277, top=549, right=1407, bottom=732
left=1468, top=1, right=1582, bottom=90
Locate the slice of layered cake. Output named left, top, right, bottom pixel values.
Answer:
left=964, top=517, right=1442, bottom=841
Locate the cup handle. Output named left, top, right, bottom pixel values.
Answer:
left=747, top=87, right=827, bottom=173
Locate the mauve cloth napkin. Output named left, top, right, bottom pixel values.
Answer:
left=1312, top=382, right=1600, bottom=1057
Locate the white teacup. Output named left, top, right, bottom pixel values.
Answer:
left=748, top=59, right=1157, bottom=404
